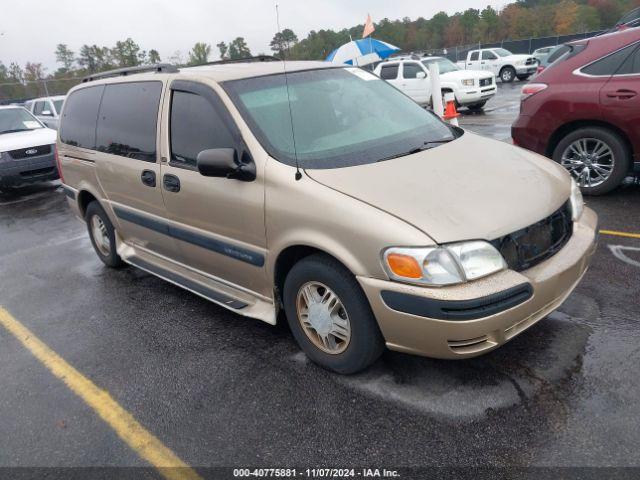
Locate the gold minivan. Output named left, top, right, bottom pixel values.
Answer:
left=57, top=60, right=598, bottom=374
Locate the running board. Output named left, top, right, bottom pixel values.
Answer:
left=128, top=257, right=248, bottom=310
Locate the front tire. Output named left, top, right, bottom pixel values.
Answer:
left=552, top=127, right=630, bottom=195
left=85, top=201, right=124, bottom=268
left=500, top=66, right=516, bottom=83
left=283, top=254, right=384, bottom=374
left=466, top=101, right=487, bottom=111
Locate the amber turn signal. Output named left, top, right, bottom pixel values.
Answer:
left=386, top=253, right=422, bottom=279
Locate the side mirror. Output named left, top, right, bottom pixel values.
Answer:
left=416, top=71, right=427, bottom=80
left=196, top=148, right=256, bottom=181
left=41, top=110, right=53, bottom=116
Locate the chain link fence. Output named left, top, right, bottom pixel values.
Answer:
left=434, top=30, right=604, bottom=63
left=0, top=77, right=82, bottom=105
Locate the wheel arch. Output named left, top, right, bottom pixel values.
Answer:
left=77, top=189, right=99, bottom=217
left=499, top=64, right=515, bottom=75
left=273, top=245, right=357, bottom=309
left=546, top=120, right=634, bottom=171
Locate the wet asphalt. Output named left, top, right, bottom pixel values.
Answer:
left=0, top=82, right=639, bottom=476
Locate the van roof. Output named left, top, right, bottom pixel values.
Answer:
left=81, top=60, right=342, bottom=85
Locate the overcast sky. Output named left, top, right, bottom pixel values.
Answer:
left=0, top=0, right=508, bottom=72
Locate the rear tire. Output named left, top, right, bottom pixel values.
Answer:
left=552, top=127, right=630, bottom=195
left=283, top=254, right=385, bottom=374
left=500, top=66, right=516, bottom=83
left=85, top=201, right=124, bottom=268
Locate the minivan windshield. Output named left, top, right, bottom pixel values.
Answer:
left=422, top=58, right=460, bottom=74
left=0, top=108, right=43, bottom=135
left=224, top=67, right=457, bottom=169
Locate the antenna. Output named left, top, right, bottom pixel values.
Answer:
left=276, top=3, right=302, bottom=181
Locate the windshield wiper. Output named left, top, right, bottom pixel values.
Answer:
left=377, top=138, right=454, bottom=162
left=0, top=129, right=30, bottom=135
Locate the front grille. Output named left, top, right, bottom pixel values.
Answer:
left=491, top=202, right=573, bottom=272
left=479, top=77, right=493, bottom=87
left=8, top=144, right=51, bottom=159
left=525, top=58, right=536, bottom=65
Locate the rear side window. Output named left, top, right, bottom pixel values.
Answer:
left=379, top=64, right=399, bottom=80
left=402, top=63, right=422, bottom=79
left=60, top=86, right=104, bottom=149
left=582, top=43, right=637, bottom=76
left=617, top=45, right=640, bottom=74
left=170, top=90, right=236, bottom=168
left=469, top=52, right=479, bottom=61
left=96, top=82, right=162, bottom=162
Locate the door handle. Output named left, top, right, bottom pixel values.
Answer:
left=141, top=170, right=156, bottom=187
left=481, top=62, right=486, bottom=64
left=607, top=89, right=637, bottom=100
left=163, top=174, right=181, bottom=193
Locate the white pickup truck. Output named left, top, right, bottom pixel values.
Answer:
left=374, top=56, right=496, bottom=111
left=456, top=48, right=537, bottom=83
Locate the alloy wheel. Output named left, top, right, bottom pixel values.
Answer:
left=296, top=281, right=351, bottom=355
left=91, top=215, right=111, bottom=256
left=561, top=138, right=615, bottom=188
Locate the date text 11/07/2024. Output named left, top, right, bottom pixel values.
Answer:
left=232, top=468, right=401, bottom=478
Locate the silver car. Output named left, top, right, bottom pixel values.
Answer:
left=25, top=95, right=66, bottom=130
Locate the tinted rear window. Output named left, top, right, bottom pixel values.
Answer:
left=582, top=43, right=637, bottom=76
left=96, top=82, right=162, bottom=162
left=60, top=86, right=104, bottom=149
left=380, top=64, right=399, bottom=80
left=617, top=44, right=640, bottom=74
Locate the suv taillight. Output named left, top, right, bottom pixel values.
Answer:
left=521, top=83, right=548, bottom=101
left=54, top=145, right=64, bottom=183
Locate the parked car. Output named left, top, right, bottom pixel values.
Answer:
left=457, top=48, right=538, bottom=83
left=534, top=45, right=567, bottom=75
left=374, top=56, right=496, bottom=110
left=58, top=61, right=597, bottom=374
left=532, top=46, right=557, bottom=65
left=0, top=106, right=58, bottom=188
left=512, top=27, right=640, bottom=195
left=25, top=95, right=65, bottom=130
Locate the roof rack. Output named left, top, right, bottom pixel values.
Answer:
left=82, top=63, right=179, bottom=83
left=202, top=55, right=281, bottom=66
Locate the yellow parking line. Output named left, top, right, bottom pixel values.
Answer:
left=0, top=307, right=201, bottom=480
left=600, top=230, right=640, bottom=240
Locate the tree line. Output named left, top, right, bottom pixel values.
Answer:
left=1, top=0, right=638, bottom=101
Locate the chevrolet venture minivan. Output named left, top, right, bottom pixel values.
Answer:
left=58, top=61, right=598, bottom=374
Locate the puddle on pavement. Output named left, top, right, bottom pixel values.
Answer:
left=292, top=313, right=591, bottom=420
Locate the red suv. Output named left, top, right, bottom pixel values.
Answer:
left=512, top=27, right=640, bottom=195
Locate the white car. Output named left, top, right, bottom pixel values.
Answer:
left=25, top=95, right=66, bottom=130
left=457, top=48, right=537, bottom=83
left=0, top=106, right=58, bottom=189
left=374, top=56, right=496, bottom=111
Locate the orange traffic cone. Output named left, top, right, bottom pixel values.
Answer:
left=443, top=97, right=460, bottom=126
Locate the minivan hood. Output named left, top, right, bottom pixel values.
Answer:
left=306, top=132, right=570, bottom=244
left=0, top=128, right=56, bottom=152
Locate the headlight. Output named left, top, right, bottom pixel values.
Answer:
left=383, top=241, right=507, bottom=286
left=461, top=79, right=474, bottom=86
left=516, top=59, right=525, bottom=66
left=570, top=179, right=584, bottom=221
